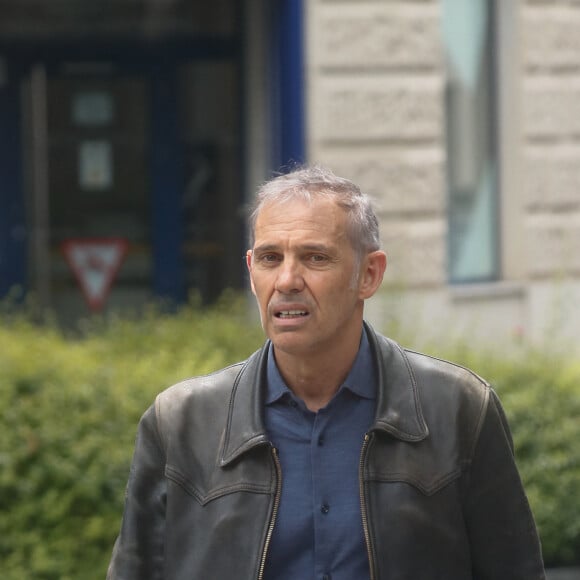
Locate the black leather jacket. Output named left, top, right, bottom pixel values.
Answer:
left=108, top=324, right=545, bottom=579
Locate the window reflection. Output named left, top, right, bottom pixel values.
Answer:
left=443, top=0, right=499, bottom=282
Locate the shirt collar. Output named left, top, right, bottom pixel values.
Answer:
left=265, top=328, right=376, bottom=405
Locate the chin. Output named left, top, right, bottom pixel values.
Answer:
left=270, top=336, right=310, bottom=356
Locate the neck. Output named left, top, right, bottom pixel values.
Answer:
left=273, top=326, right=363, bottom=412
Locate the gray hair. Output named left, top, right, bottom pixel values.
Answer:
left=247, top=165, right=381, bottom=259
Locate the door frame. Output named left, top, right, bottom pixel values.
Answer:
left=2, top=37, right=243, bottom=306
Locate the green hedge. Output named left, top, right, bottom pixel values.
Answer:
left=0, top=298, right=578, bottom=577
left=443, top=344, right=580, bottom=567
left=0, top=296, right=265, bottom=580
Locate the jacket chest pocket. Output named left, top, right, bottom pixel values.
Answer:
left=362, top=476, right=471, bottom=574
left=164, top=445, right=276, bottom=506
left=362, top=434, right=466, bottom=496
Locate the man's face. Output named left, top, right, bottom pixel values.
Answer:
left=247, top=196, right=371, bottom=359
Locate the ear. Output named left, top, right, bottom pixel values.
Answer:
left=246, top=250, right=257, bottom=295
left=358, top=250, right=387, bottom=300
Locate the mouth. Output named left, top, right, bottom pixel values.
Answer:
left=275, top=309, right=309, bottom=319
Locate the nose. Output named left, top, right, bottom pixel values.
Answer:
left=275, top=257, right=305, bottom=294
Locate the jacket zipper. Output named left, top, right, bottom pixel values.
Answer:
left=359, top=433, right=376, bottom=580
left=257, top=446, right=282, bottom=580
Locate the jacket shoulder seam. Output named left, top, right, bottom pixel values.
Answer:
left=403, top=348, right=491, bottom=388
left=399, top=344, right=492, bottom=462
left=153, top=361, right=247, bottom=451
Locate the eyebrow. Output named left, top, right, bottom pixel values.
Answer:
left=253, top=243, right=334, bottom=254
left=252, top=244, right=279, bottom=253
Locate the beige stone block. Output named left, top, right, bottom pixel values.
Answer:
left=524, top=144, right=580, bottom=209
left=525, top=0, right=580, bottom=6
left=526, top=212, right=580, bottom=276
left=311, top=76, right=443, bottom=142
left=524, top=7, right=580, bottom=69
left=311, top=3, right=441, bottom=70
left=528, top=280, right=580, bottom=350
left=312, top=147, right=445, bottom=215
left=524, top=78, right=580, bottom=138
left=381, top=218, right=447, bottom=287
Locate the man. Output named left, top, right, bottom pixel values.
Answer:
left=108, top=165, right=545, bottom=579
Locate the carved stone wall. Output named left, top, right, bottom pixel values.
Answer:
left=306, top=0, right=445, bottom=288
left=522, top=1, right=580, bottom=277
left=313, top=4, right=441, bottom=70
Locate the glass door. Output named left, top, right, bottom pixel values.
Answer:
left=25, top=62, right=153, bottom=320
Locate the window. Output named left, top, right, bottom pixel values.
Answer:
left=443, top=0, right=499, bottom=283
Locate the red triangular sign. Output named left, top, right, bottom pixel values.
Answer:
left=61, top=238, right=129, bottom=312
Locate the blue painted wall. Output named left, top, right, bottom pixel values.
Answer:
left=274, top=0, right=306, bottom=170
left=150, top=61, right=186, bottom=303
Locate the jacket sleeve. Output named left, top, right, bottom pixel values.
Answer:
left=463, top=389, right=545, bottom=579
left=107, top=403, right=167, bottom=580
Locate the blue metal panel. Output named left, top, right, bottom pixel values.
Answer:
left=275, top=0, right=305, bottom=169
left=149, top=62, right=186, bottom=303
left=0, top=70, right=27, bottom=299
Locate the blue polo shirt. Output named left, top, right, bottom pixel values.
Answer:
left=263, top=330, right=376, bottom=580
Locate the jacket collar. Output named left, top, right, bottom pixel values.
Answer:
left=365, top=321, right=429, bottom=442
left=219, top=322, right=428, bottom=467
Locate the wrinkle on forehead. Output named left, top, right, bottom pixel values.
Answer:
left=253, top=198, right=348, bottom=244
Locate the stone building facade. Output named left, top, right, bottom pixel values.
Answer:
left=304, top=0, right=580, bottom=352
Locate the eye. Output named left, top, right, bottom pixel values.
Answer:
left=308, top=253, right=330, bottom=265
left=258, top=253, right=281, bottom=264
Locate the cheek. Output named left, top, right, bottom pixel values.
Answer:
left=328, top=269, right=358, bottom=291
left=250, top=276, right=270, bottom=305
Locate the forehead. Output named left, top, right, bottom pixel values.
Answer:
left=253, top=197, right=348, bottom=243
